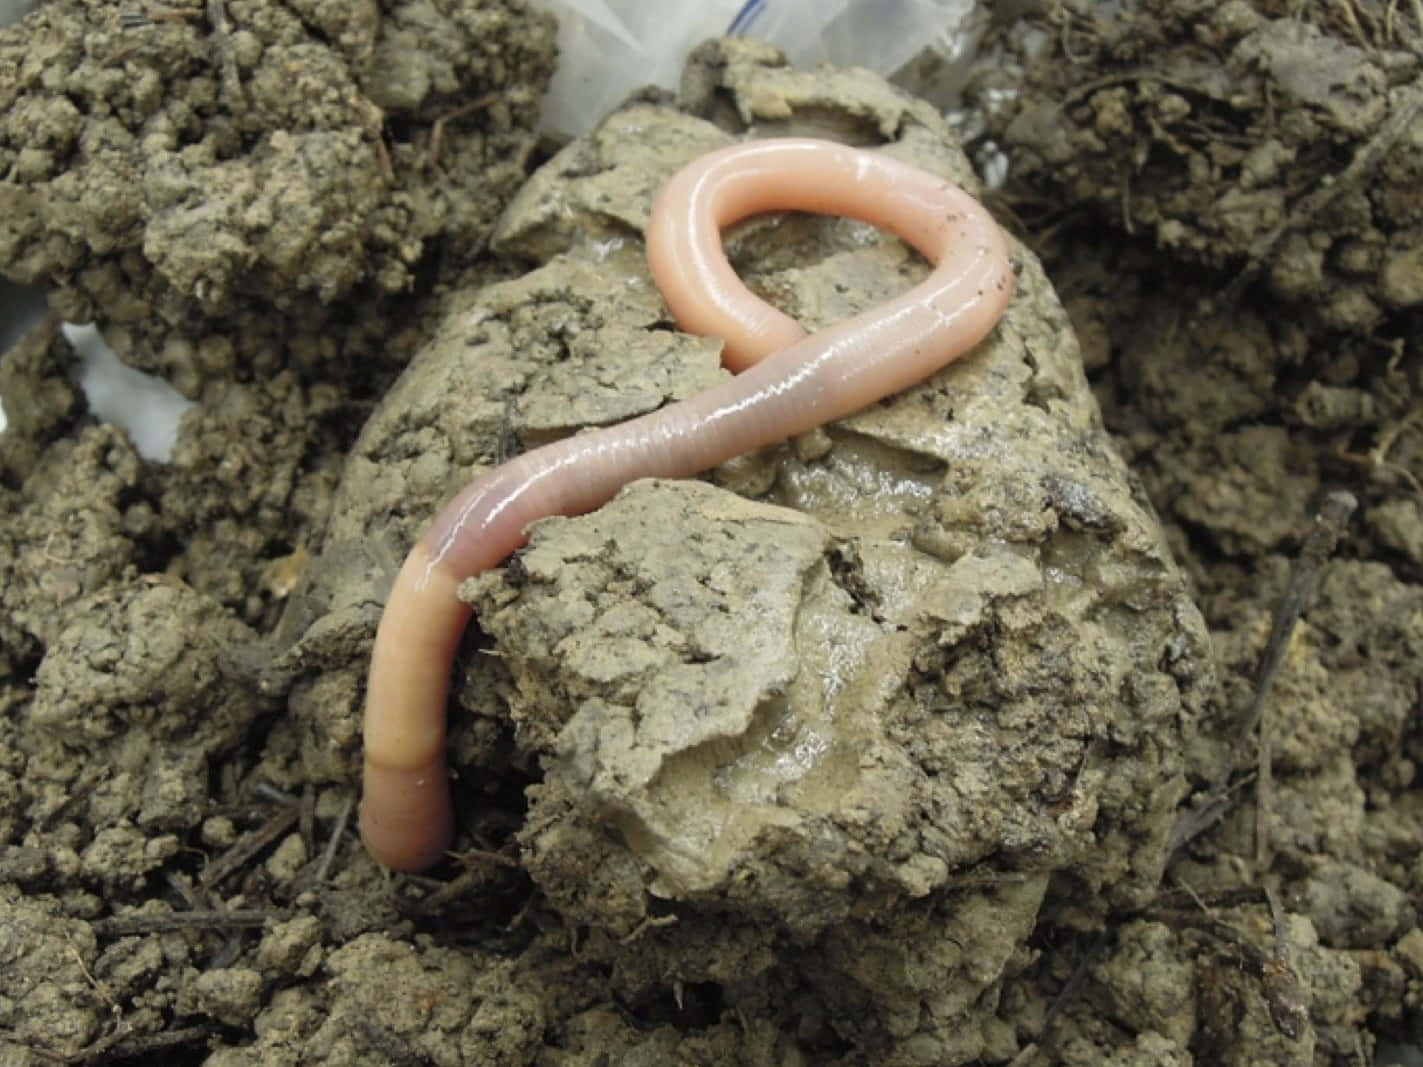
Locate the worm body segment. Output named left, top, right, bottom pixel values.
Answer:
left=360, top=138, right=1016, bottom=871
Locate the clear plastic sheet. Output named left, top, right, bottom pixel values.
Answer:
left=532, top=0, right=976, bottom=137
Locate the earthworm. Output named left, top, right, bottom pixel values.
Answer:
left=359, top=137, right=1017, bottom=871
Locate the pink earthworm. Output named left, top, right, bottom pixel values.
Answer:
left=359, top=137, right=1016, bottom=871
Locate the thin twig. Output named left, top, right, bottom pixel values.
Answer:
left=1152, top=877, right=1309, bottom=1040
left=14, top=1021, right=219, bottom=1065
left=1005, top=930, right=1110, bottom=1066
left=1261, top=885, right=1310, bottom=1039
left=1167, top=492, right=1356, bottom=855
left=92, top=908, right=275, bottom=938
left=163, top=870, right=205, bottom=910
left=314, top=794, right=355, bottom=884
left=299, top=784, right=317, bottom=856
left=410, top=848, right=522, bottom=916
left=1222, top=83, right=1423, bottom=304
left=200, top=806, right=299, bottom=887
left=254, top=782, right=298, bottom=806
left=426, top=92, right=499, bottom=170
left=1253, top=490, right=1357, bottom=870
left=1146, top=904, right=1309, bottom=1039
left=619, top=913, right=679, bottom=944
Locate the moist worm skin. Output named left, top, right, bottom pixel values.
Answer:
left=360, top=138, right=1017, bottom=871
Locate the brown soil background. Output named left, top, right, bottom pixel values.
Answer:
left=1, top=1, right=1420, bottom=1064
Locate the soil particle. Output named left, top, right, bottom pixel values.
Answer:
left=0, top=888, right=104, bottom=1055
left=207, top=935, right=547, bottom=1067
left=0, top=0, right=554, bottom=307
left=155, top=373, right=345, bottom=624
left=256, top=913, right=322, bottom=976
left=178, top=965, right=265, bottom=1027
left=20, top=576, right=262, bottom=894
left=1, top=423, right=143, bottom=662
left=967, top=0, right=1423, bottom=1058
left=995, top=0, right=1423, bottom=336
left=0, top=316, right=81, bottom=485
left=0, top=0, right=555, bottom=396
left=1085, top=920, right=1198, bottom=1046
left=1293, top=857, right=1414, bottom=948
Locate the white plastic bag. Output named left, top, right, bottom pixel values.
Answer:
left=531, top=0, right=977, bottom=137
